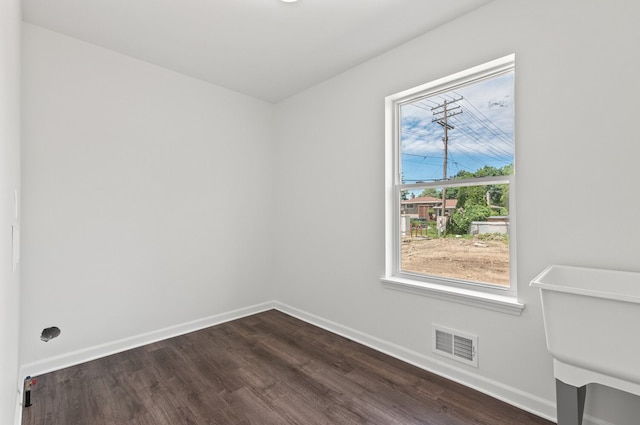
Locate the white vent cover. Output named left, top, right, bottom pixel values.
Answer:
left=432, top=325, right=478, bottom=367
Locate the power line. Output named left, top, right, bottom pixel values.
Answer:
left=431, top=96, right=462, bottom=237
left=454, top=91, right=513, bottom=141
left=400, top=90, right=514, bottom=184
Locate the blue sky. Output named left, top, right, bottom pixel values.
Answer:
left=400, top=71, right=514, bottom=183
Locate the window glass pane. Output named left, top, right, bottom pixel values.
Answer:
left=400, top=71, right=514, bottom=184
left=400, top=185, right=510, bottom=286
left=397, top=69, right=514, bottom=288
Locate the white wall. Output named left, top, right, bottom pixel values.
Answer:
left=17, top=1, right=640, bottom=424
left=0, top=0, right=22, bottom=423
left=274, top=1, right=640, bottom=424
left=20, top=24, right=276, bottom=370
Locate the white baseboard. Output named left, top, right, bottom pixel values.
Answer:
left=582, top=415, right=617, bottom=425
left=19, top=300, right=276, bottom=379
left=16, top=300, right=616, bottom=425
left=273, top=302, right=620, bottom=425
left=273, top=302, right=559, bottom=423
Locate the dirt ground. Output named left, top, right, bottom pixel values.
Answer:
left=401, top=236, right=510, bottom=286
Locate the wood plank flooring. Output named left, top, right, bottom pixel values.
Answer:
left=22, top=310, right=553, bottom=425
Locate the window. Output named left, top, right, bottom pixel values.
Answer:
left=383, top=55, right=522, bottom=315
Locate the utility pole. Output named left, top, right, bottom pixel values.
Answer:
left=432, top=97, right=462, bottom=237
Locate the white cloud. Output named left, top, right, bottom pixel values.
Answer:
left=400, top=71, right=514, bottom=181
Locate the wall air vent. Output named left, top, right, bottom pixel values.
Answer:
left=432, top=325, right=478, bottom=367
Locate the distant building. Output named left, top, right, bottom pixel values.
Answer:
left=401, top=195, right=458, bottom=220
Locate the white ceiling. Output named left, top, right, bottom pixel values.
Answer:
left=22, top=0, right=493, bottom=103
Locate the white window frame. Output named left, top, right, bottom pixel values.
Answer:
left=382, top=54, right=523, bottom=316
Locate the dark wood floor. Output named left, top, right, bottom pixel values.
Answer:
left=23, top=310, right=553, bottom=425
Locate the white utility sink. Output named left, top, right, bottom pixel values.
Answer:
left=531, top=265, right=640, bottom=424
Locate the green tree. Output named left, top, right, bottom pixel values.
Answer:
left=418, top=187, right=440, bottom=198
left=456, top=185, right=487, bottom=210
left=452, top=164, right=512, bottom=211
left=446, top=163, right=513, bottom=234
left=449, top=204, right=492, bottom=235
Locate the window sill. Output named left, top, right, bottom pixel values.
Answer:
left=380, top=276, right=524, bottom=316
